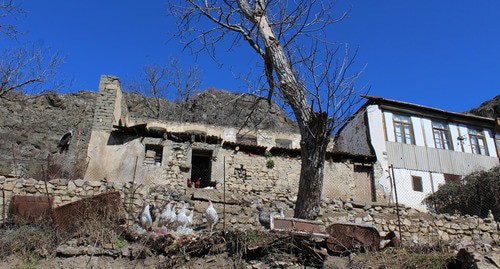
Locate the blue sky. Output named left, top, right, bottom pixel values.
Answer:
left=3, top=0, right=500, bottom=113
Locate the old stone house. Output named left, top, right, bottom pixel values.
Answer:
left=84, top=75, right=379, bottom=203
left=335, top=95, right=500, bottom=210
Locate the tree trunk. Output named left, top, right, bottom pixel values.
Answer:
left=238, top=0, right=331, bottom=219
left=155, top=97, right=161, bottom=119
left=179, top=101, right=184, bottom=123
left=294, top=112, right=331, bottom=219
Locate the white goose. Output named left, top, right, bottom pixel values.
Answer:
left=176, top=201, right=189, bottom=228
left=159, top=200, right=176, bottom=228
left=205, top=199, right=218, bottom=233
left=139, top=199, right=152, bottom=231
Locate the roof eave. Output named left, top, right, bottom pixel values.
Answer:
left=361, top=95, right=495, bottom=127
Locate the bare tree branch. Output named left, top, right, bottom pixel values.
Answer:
left=0, top=44, right=65, bottom=100
left=168, top=0, right=368, bottom=220
left=0, top=0, right=24, bottom=38
left=170, top=58, right=201, bottom=123
left=127, top=64, right=171, bottom=119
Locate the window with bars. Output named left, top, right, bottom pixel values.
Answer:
left=393, top=114, right=414, bottom=144
left=432, top=121, right=453, bottom=150
left=412, top=176, right=423, bottom=192
left=469, top=129, right=488, bottom=155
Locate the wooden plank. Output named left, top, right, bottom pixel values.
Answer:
left=271, top=218, right=328, bottom=238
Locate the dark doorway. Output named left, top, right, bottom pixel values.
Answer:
left=191, top=149, right=213, bottom=188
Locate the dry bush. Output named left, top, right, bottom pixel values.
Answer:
left=0, top=224, right=57, bottom=260
left=53, top=192, right=126, bottom=246
left=349, top=246, right=455, bottom=269
left=67, top=211, right=125, bottom=247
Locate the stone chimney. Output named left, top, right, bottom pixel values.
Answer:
left=91, top=75, right=130, bottom=132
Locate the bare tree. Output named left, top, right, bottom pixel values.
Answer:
left=0, top=44, right=65, bottom=99
left=0, top=0, right=23, bottom=38
left=129, top=64, right=171, bottom=119
left=170, top=59, right=201, bottom=123
left=169, top=0, right=367, bottom=219
left=0, top=1, right=65, bottom=100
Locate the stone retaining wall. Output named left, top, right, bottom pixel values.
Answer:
left=0, top=176, right=498, bottom=247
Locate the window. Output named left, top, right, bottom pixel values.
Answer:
left=412, top=176, right=423, bottom=192
left=469, top=129, right=488, bottom=155
left=432, top=121, right=452, bottom=150
left=145, top=144, right=163, bottom=165
left=275, top=139, right=292, bottom=149
left=393, top=114, right=414, bottom=144
left=444, top=174, right=461, bottom=184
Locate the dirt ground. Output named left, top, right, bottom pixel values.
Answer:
left=0, top=253, right=281, bottom=269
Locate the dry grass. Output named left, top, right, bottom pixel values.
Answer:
left=349, top=246, right=455, bottom=269
left=0, top=224, right=57, bottom=261
left=67, top=213, right=125, bottom=247
left=0, top=223, right=460, bottom=269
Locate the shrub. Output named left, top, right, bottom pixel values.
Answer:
left=0, top=224, right=57, bottom=260
left=403, top=252, right=453, bottom=269
left=266, top=159, right=275, bottom=169
left=423, top=165, right=500, bottom=219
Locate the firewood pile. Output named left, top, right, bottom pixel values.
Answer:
left=124, top=229, right=328, bottom=268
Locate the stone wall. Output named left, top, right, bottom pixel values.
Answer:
left=84, top=75, right=384, bottom=204
left=85, top=130, right=380, bottom=203
left=1, top=176, right=498, bottom=247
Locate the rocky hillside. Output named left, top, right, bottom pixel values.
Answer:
left=126, top=87, right=298, bottom=131
left=0, top=88, right=297, bottom=178
left=465, top=95, right=500, bottom=118
left=0, top=91, right=96, bottom=179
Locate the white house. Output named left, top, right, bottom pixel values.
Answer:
left=335, top=95, right=500, bottom=210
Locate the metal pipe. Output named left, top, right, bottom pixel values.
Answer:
left=390, top=164, right=402, bottom=245
left=223, top=156, right=226, bottom=232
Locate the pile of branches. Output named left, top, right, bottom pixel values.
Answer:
left=126, top=229, right=327, bottom=268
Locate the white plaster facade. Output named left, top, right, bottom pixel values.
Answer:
left=336, top=96, right=500, bottom=210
